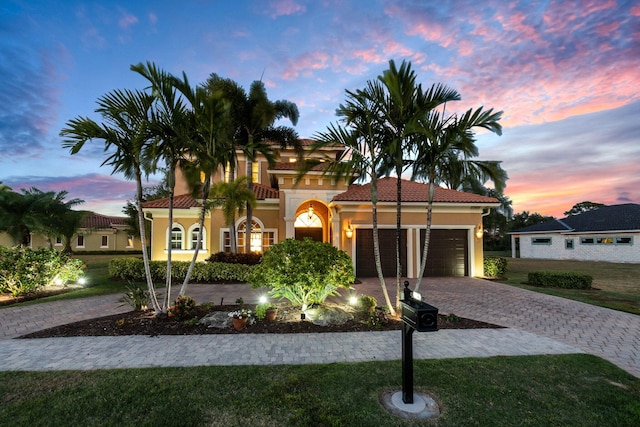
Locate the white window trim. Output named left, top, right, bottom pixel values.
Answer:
left=167, top=223, right=185, bottom=251
left=187, top=223, right=207, bottom=251
left=100, top=235, right=109, bottom=248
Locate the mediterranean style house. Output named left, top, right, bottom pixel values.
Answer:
left=0, top=212, right=140, bottom=253
left=509, top=204, right=640, bottom=263
left=143, top=140, right=500, bottom=278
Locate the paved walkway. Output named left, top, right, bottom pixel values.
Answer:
left=0, top=278, right=638, bottom=378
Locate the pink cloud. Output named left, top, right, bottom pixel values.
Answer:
left=282, top=51, right=334, bottom=79
left=267, top=0, right=306, bottom=18
left=118, top=12, right=138, bottom=29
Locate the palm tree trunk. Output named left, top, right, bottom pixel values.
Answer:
left=135, top=170, right=160, bottom=313
left=245, top=149, right=253, bottom=254
left=371, top=178, right=396, bottom=316
left=395, top=169, right=402, bottom=312
left=179, top=179, right=210, bottom=296
left=414, top=182, right=435, bottom=292
left=163, top=165, right=176, bottom=313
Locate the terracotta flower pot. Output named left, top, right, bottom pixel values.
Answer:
left=232, top=316, right=248, bottom=331
left=265, top=308, right=278, bottom=322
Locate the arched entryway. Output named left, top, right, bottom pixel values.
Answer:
left=294, top=201, right=326, bottom=242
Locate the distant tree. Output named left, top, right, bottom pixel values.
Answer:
left=508, top=211, right=554, bottom=231
left=564, top=201, right=605, bottom=216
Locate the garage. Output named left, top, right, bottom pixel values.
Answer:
left=419, top=229, right=468, bottom=277
left=355, top=229, right=407, bottom=277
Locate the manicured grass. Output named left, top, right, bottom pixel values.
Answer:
left=1, top=354, right=638, bottom=426
left=494, top=257, right=640, bottom=315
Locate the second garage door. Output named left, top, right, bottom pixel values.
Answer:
left=419, top=229, right=468, bottom=277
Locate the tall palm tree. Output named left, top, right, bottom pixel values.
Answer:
left=307, top=82, right=397, bottom=315
left=375, top=60, right=461, bottom=310
left=411, top=104, right=503, bottom=290
left=205, top=75, right=300, bottom=253
left=171, top=76, right=230, bottom=296
left=210, top=176, right=256, bottom=254
left=131, top=61, right=194, bottom=311
left=60, top=88, right=162, bottom=313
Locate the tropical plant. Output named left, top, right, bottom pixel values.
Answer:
left=248, top=238, right=354, bottom=310
left=411, top=101, right=504, bottom=290
left=60, top=86, right=162, bottom=313
left=306, top=82, right=397, bottom=315
left=0, top=188, right=83, bottom=248
left=204, top=74, right=301, bottom=253
left=210, top=176, right=256, bottom=254
left=120, top=282, right=150, bottom=311
left=131, top=61, right=195, bottom=313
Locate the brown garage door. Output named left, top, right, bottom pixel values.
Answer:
left=355, top=229, right=407, bottom=277
left=419, top=229, right=468, bottom=277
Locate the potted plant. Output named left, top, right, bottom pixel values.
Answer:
left=228, top=308, right=252, bottom=330
left=256, top=302, right=279, bottom=322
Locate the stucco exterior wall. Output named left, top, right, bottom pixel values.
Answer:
left=514, top=233, right=640, bottom=263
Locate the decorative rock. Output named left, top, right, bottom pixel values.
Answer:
left=199, top=312, right=232, bottom=329
left=304, top=306, right=354, bottom=326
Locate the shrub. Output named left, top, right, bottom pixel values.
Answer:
left=206, top=252, right=262, bottom=265
left=528, top=271, right=593, bottom=289
left=120, top=282, right=150, bottom=311
left=108, top=258, right=252, bottom=283
left=248, top=238, right=355, bottom=309
left=255, top=302, right=277, bottom=319
left=168, top=295, right=197, bottom=320
left=484, top=257, right=508, bottom=278
left=0, top=247, right=84, bottom=296
left=357, top=295, right=377, bottom=313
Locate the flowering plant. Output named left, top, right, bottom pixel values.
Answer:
left=168, top=295, right=196, bottom=320
left=228, top=308, right=252, bottom=319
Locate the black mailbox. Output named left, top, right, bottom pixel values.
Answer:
left=401, top=298, right=438, bottom=332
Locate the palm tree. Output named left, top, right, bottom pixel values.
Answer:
left=307, top=82, right=397, bottom=315
left=205, top=75, right=300, bottom=253
left=210, top=176, right=256, bottom=254
left=0, top=188, right=83, bottom=248
left=171, top=76, right=230, bottom=296
left=60, top=88, right=162, bottom=313
left=375, top=60, right=461, bottom=310
left=411, top=104, right=503, bottom=290
left=131, top=61, right=194, bottom=311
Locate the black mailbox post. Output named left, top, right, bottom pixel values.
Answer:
left=401, top=281, right=438, bottom=404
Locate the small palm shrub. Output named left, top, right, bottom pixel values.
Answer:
left=248, top=238, right=355, bottom=309
left=120, top=282, right=150, bottom=311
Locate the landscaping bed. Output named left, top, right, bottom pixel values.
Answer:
left=19, top=302, right=502, bottom=338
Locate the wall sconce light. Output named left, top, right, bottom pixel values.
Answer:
left=475, top=224, right=483, bottom=239
left=345, top=224, right=354, bottom=239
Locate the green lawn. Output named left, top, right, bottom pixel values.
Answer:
left=493, top=257, right=640, bottom=315
left=1, top=354, right=638, bottom=426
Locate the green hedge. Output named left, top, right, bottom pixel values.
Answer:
left=108, top=258, right=252, bottom=283
left=484, top=257, right=508, bottom=278
left=0, top=247, right=85, bottom=296
left=528, top=271, right=593, bottom=289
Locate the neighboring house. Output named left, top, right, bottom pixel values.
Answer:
left=0, top=212, right=140, bottom=253
left=509, top=204, right=640, bottom=263
left=143, top=140, right=499, bottom=278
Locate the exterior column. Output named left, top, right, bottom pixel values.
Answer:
left=285, top=217, right=295, bottom=239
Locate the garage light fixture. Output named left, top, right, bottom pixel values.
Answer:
left=345, top=223, right=354, bottom=239
left=475, top=224, right=483, bottom=239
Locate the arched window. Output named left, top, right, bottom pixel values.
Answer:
left=188, top=224, right=207, bottom=250
left=169, top=224, right=184, bottom=250
left=223, top=218, right=275, bottom=254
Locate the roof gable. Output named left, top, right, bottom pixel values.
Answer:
left=332, top=177, right=499, bottom=204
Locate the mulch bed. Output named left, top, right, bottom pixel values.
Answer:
left=19, top=303, right=503, bottom=339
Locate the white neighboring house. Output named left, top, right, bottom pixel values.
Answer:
left=509, top=204, right=640, bottom=263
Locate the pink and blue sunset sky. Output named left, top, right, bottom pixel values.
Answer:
left=1, top=0, right=638, bottom=218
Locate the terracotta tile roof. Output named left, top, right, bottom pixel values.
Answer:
left=142, top=194, right=201, bottom=209
left=252, top=183, right=279, bottom=199
left=80, top=212, right=128, bottom=229
left=332, top=177, right=499, bottom=204
left=142, top=184, right=279, bottom=209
